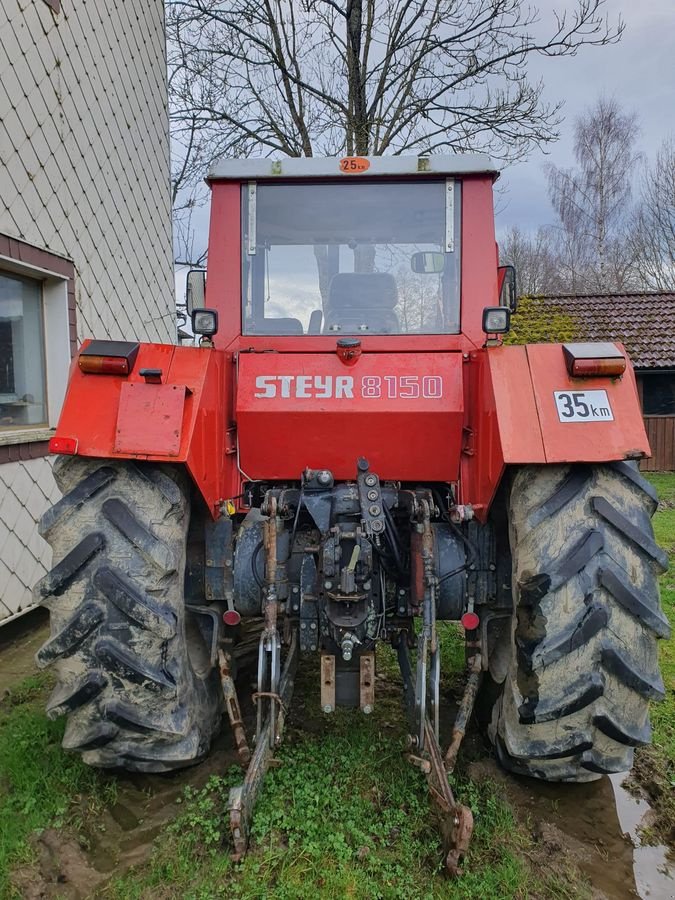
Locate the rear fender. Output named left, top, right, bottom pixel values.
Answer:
left=462, top=343, right=649, bottom=520
left=51, top=342, right=235, bottom=518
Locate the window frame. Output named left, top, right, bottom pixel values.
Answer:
left=0, top=235, right=76, bottom=462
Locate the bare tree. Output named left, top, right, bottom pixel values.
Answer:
left=499, top=224, right=560, bottom=294
left=546, top=96, right=641, bottom=292
left=167, top=1, right=623, bottom=263
left=630, top=138, right=675, bottom=290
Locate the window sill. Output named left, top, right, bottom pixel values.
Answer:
left=0, top=427, right=54, bottom=447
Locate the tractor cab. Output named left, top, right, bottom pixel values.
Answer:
left=188, top=154, right=504, bottom=352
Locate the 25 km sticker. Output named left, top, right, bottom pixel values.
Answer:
left=554, top=390, right=614, bottom=422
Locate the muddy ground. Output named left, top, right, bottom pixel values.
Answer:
left=1, top=611, right=673, bottom=900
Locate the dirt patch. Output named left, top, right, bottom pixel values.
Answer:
left=469, top=758, right=639, bottom=899
left=11, top=829, right=107, bottom=900
left=0, top=608, right=49, bottom=696
left=9, top=739, right=244, bottom=897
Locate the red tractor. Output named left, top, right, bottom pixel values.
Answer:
left=36, top=155, right=669, bottom=873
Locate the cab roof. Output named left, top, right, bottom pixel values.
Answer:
left=207, top=153, right=499, bottom=182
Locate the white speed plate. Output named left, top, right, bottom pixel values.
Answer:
left=554, top=390, right=614, bottom=422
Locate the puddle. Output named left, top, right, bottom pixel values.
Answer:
left=610, top=773, right=674, bottom=899
left=470, top=758, right=674, bottom=899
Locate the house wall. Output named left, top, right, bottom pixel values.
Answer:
left=0, top=0, right=174, bottom=624
left=642, top=416, right=675, bottom=472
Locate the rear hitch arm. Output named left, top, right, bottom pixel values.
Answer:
left=397, top=500, right=478, bottom=876
left=398, top=639, right=474, bottom=876
left=227, top=629, right=299, bottom=862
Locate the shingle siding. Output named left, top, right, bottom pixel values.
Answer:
left=0, top=0, right=174, bottom=624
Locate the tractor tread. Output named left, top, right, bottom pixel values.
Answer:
left=609, top=461, right=659, bottom=511
left=101, top=498, right=175, bottom=572
left=518, top=672, right=605, bottom=724
left=593, top=711, right=651, bottom=746
left=94, top=566, right=176, bottom=639
left=518, top=600, right=607, bottom=670
left=581, top=749, right=632, bottom=775
left=104, top=699, right=189, bottom=736
left=46, top=670, right=108, bottom=718
left=36, top=600, right=104, bottom=668
left=39, top=467, right=116, bottom=539
left=600, top=643, right=665, bottom=700
left=63, top=718, right=119, bottom=751
left=94, top=636, right=176, bottom=694
left=551, top=528, right=604, bottom=589
left=488, top=463, right=667, bottom=782
left=502, top=726, right=593, bottom=760
left=598, top=565, right=671, bottom=638
left=591, top=495, right=668, bottom=570
left=35, top=457, right=222, bottom=773
left=36, top=532, right=106, bottom=599
left=529, top=465, right=592, bottom=527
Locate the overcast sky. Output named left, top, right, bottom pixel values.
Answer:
left=495, top=0, right=675, bottom=236
left=176, top=0, right=674, bottom=303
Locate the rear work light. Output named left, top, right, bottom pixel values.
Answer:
left=48, top=436, right=78, bottom=455
left=563, top=342, right=626, bottom=378
left=482, top=306, right=511, bottom=334
left=78, top=340, right=140, bottom=375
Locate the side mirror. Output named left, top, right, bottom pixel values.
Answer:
left=497, top=265, right=517, bottom=312
left=186, top=269, right=206, bottom=315
left=411, top=251, right=445, bottom=274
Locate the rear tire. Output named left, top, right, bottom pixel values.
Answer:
left=487, top=462, right=669, bottom=781
left=35, top=457, right=222, bottom=773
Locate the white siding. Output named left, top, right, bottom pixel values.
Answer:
left=0, top=0, right=174, bottom=623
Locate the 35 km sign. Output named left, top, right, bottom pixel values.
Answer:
left=553, top=390, right=614, bottom=422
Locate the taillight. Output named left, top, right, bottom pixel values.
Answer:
left=49, top=436, right=78, bottom=454
left=563, top=342, right=626, bottom=378
left=78, top=340, right=140, bottom=375
left=570, top=358, right=627, bottom=377
left=78, top=355, right=130, bottom=375
left=461, top=612, right=480, bottom=631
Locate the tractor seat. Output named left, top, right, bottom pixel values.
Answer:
left=248, top=317, right=304, bottom=335
left=324, top=273, right=400, bottom=333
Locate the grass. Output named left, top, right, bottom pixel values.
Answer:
left=105, top=642, right=580, bottom=900
left=633, top=473, right=675, bottom=843
left=0, top=671, right=117, bottom=897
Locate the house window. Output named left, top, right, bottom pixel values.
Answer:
left=0, top=234, right=77, bottom=462
left=0, top=272, right=48, bottom=430
left=642, top=373, right=675, bottom=416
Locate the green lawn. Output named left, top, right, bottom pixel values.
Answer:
left=634, top=473, right=675, bottom=843
left=105, top=650, right=571, bottom=900
left=0, top=673, right=117, bottom=897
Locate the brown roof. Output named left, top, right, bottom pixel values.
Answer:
left=512, top=292, right=675, bottom=369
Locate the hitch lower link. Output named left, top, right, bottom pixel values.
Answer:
left=398, top=500, right=480, bottom=876
left=224, top=497, right=299, bottom=861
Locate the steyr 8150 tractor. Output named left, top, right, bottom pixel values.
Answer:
left=36, top=155, right=669, bottom=874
